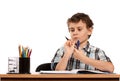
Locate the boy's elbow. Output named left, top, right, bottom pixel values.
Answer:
left=108, top=63, right=114, bottom=73
left=110, top=65, right=114, bottom=73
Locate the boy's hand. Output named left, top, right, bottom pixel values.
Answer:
left=64, top=40, right=75, bottom=58
left=73, top=48, right=86, bottom=60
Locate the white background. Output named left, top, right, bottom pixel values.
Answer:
left=0, top=0, right=120, bottom=74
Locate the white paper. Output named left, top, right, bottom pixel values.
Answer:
left=39, top=69, right=110, bottom=74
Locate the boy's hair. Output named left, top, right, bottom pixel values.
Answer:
left=67, top=13, right=94, bottom=38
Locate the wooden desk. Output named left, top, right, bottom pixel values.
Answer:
left=0, top=74, right=120, bottom=81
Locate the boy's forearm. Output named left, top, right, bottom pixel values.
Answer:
left=74, top=49, right=114, bottom=73
left=55, top=54, right=69, bottom=70
left=84, top=57, right=114, bottom=73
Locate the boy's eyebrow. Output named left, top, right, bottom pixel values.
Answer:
left=69, top=27, right=74, bottom=29
left=69, top=26, right=82, bottom=29
left=77, top=26, right=83, bottom=28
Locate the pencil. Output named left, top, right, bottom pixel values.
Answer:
left=65, top=36, right=69, bottom=40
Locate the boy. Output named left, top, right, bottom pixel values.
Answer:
left=51, top=13, right=114, bottom=73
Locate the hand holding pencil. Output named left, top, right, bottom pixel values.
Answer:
left=65, top=36, right=80, bottom=49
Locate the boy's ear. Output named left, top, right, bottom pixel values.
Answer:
left=88, top=27, right=93, bottom=35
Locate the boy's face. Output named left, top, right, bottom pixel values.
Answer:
left=68, top=20, right=93, bottom=44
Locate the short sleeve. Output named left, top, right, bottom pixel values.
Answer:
left=97, top=49, right=112, bottom=62
left=51, top=47, right=64, bottom=70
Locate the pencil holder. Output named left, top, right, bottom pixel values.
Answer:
left=19, top=58, right=30, bottom=74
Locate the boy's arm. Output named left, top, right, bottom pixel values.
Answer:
left=85, top=57, right=114, bottom=73
left=55, top=53, right=69, bottom=70
left=55, top=40, right=75, bottom=70
left=74, top=49, right=114, bottom=73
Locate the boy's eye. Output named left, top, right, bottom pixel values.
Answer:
left=78, top=28, right=81, bottom=31
left=69, top=29, right=75, bottom=32
left=69, top=28, right=82, bottom=32
left=69, top=28, right=75, bottom=32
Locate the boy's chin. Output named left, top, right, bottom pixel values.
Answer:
left=73, top=39, right=80, bottom=42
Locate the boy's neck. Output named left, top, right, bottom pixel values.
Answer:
left=80, top=40, right=88, bottom=49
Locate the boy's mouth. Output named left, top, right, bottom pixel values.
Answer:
left=73, top=37, right=79, bottom=41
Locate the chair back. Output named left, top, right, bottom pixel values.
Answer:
left=36, top=63, right=51, bottom=72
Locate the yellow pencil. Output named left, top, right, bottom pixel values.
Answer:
left=18, top=45, right=22, bottom=57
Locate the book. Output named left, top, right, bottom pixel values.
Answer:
left=39, top=69, right=110, bottom=74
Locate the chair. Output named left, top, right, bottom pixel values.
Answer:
left=35, top=63, right=51, bottom=72
left=35, top=62, right=58, bottom=72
